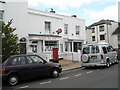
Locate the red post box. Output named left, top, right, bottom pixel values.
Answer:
left=53, top=47, right=59, bottom=62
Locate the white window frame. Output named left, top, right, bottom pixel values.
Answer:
left=64, top=24, right=68, bottom=34
left=45, top=21, right=51, bottom=34
left=76, top=25, right=80, bottom=35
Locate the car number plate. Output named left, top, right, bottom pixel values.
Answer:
left=91, top=56, right=97, bottom=59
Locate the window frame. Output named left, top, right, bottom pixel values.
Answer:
left=76, top=25, right=80, bottom=35
left=26, top=55, right=44, bottom=64
left=10, top=56, right=27, bottom=66
left=100, top=35, right=105, bottom=40
left=92, top=36, right=95, bottom=41
left=64, top=24, right=68, bottom=34
left=92, top=28, right=95, bottom=33
left=45, top=21, right=51, bottom=33
left=99, top=26, right=104, bottom=32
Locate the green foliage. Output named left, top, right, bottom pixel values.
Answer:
left=2, top=19, right=20, bottom=62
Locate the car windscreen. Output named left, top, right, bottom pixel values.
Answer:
left=2, top=58, right=9, bottom=66
left=82, top=47, right=90, bottom=54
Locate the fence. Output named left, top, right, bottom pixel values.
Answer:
left=28, top=51, right=82, bottom=62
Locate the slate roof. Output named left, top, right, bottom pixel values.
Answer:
left=88, top=19, right=114, bottom=27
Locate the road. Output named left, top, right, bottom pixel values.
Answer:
left=2, top=63, right=118, bottom=89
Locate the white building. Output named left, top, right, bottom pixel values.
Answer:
left=87, top=19, right=118, bottom=49
left=112, top=1, right=120, bottom=49
left=85, top=26, right=92, bottom=44
left=0, top=1, right=86, bottom=61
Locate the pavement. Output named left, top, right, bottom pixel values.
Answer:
left=59, top=60, right=82, bottom=71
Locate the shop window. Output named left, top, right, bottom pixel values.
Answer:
left=45, top=41, right=58, bottom=51
left=65, top=42, right=69, bottom=51
left=32, top=45, right=37, bottom=53
left=45, top=22, right=51, bottom=34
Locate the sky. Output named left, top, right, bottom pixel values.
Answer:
left=28, top=0, right=120, bottom=26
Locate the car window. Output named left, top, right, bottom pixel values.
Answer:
left=11, top=56, right=26, bottom=65
left=102, top=47, right=108, bottom=54
left=82, top=47, right=90, bottom=54
left=96, top=46, right=99, bottom=53
left=107, top=45, right=114, bottom=52
left=91, top=46, right=95, bottom=54
left=27, top=56, right=44, bottom=64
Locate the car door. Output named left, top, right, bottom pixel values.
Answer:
left=26, top=55, right=50, bottom=78
left=90, top=45, right=101, bottom=63
left=9, top=56, right=32, bottom=80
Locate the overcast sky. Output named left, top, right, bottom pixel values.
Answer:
left=28, top=0, right=120, bottom=26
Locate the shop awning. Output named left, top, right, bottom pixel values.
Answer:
left=28, top=34, right=62, bottom=41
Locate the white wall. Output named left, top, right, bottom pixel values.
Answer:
left=4, top=2, right=28, bottom=39
left=90, top=22, right=118, bottom=48
left=110, top=22, right=118, bottom=48
left=86, top=29, right=92, bottom=44
left=27, top=9, right=63, bottom=36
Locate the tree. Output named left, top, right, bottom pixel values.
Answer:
left=2, top=19, right=20, bottom=62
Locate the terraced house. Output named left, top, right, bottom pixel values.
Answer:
left=86, top=19, right=119, bottom=49
left=0, top=0, right=86, bottom=61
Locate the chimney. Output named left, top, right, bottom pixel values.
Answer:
left=50, top=8, right=55, bottom=13
left=71, top=15, right=77, bottom=17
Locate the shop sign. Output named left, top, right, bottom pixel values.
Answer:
left=30, top=36, right=59, bottom=40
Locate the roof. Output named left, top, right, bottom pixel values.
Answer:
left=28, top=34, right=62, bottom=38
left=112, top=26, right=120, bottom=35
left=28, top=8, right=85, bottom=21
left=88, top=19, right=115, bottom=27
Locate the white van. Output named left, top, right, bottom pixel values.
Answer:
left=81, top=43, right=118, bottom=68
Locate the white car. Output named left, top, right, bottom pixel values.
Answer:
left=81, top=43, right=118, bottom=68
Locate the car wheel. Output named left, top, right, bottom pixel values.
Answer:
left=106, top=61, right=110, bottom=68
left=50, top=68, right=59, bottom=78
left=7, top=74, right=19, bottom=86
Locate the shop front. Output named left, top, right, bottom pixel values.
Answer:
left=28, top=34, right=61, bottom=53
left=64, top=38, right=84, bottom=52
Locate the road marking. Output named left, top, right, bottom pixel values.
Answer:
left=40, top=81, right=52, bottom=85
left=60, top=77, right=69, bottom=80
left=86, top=71, right=93, bottom=74
left=19, top=86, right=29, bottom=88
left=75, top=74, right=82, bottom=77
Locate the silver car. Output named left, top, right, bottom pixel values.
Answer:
left=81, top=43, right=118, bottom=68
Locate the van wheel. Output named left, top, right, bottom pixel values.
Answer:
left=106, top=61, right=110, bottom=68
left=115, top=59, right=118, bottom=64
left=7, top=74, right=19, bottom=86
